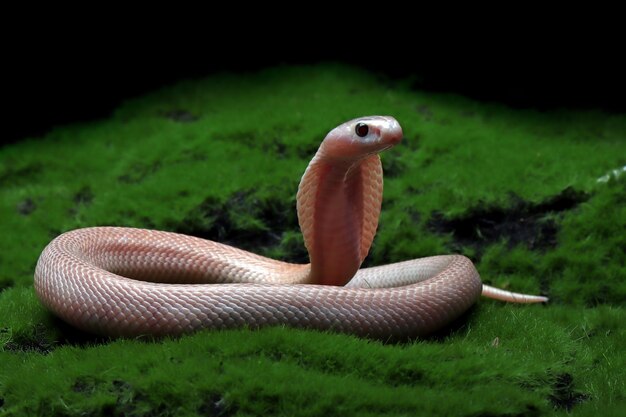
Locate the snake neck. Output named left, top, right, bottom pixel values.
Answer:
left=297, top=151, right=383, bottom=286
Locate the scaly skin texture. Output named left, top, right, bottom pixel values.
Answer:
left=34, top=116, right=547, bottom=339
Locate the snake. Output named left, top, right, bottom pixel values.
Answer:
left=34, top=116, right=547, bottom=339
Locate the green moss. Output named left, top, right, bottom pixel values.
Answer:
left=1, top=64, right=625, bottom=415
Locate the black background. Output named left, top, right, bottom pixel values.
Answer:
left=4, top=32, right=624, bottom=145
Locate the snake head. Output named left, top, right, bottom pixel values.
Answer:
left=320, top=116, right=403, bottom=160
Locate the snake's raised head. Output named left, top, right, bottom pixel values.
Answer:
left=320, top=116, right=403, bottom=160
left=298, top=116, right=403, bottom=286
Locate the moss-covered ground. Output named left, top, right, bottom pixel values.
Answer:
left=1, top=64, right=624, bottom=416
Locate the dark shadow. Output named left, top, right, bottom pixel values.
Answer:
left=428, top=187, right=589, bottom=258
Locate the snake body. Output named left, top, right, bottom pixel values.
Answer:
left=34, top=116, right=547, bottom=338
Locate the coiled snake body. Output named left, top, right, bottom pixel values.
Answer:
left=35, top=116, right=547, bottom=338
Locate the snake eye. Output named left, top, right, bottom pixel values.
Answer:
left=355, top=122, right=369, bottom=137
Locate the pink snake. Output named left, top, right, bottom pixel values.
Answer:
left=34, top=116, right=547, bottom=339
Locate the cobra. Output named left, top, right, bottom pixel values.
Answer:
left=34, top=116, right=547, bottom=339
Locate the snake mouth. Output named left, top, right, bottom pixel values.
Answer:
left=370, top=141, right=400, bottom=156
left=359, top=142, right=398, bottom=159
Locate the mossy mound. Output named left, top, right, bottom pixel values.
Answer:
left=1, top=64, right=624, bottom=416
